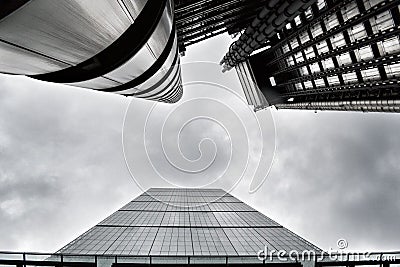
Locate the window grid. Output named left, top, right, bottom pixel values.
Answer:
left=58, top=189, right=321, bottom=256
left=273, top=2, right=399, bottom=90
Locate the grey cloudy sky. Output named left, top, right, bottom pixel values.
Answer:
left=0, top=33, right=399, bottom=254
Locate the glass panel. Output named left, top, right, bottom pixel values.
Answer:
left=290, top=38, right=299, bottom=49
left=316, top=40, right=329, bottom=54
left=356, top=45, right=374, bottom=60
left=294, top=15, right=302, bottom=26
left=361, top=67, right=380, bottom=81
left=299, top=66, right=309, bottom=75
left=327, top=75, right=340, bottom=85
left=294, top=52, right=304, bottom=63
left=385, top=62, right=400, bottom=78
left=314, top=78, right=325, bottom=87
left=322, top=58, right=335, bottom=70
left=325, top=14, right=339, bottom=31
left=343, top=72, right=358, bottom=84
left=310, top=62, right=321, bottom=73
left=304, top=80, right=313, bottom=89
left=381, top=36, right=400, bottom=55
left=337, top=52, right=352, bottom=66
left=363, top=0, right=386, bottom=9
left=348, top=23, right=367, bottom=42
left=317, top=0, right=327, bottom=10
left=331, top=33, right=346, bottom=49
left=299, top=31, right=310, bottom=44
left=304, top=46, right=315, bottom=59
left=370, top=11, right=394, bottom=33
left=295, top=83, right=303, bottom=90
left=341, top=2, right=359, bottom=21
left=311, top=23, right=323, bottom=38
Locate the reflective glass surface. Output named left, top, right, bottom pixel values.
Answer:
left=58, top=188, right=321, bottom=256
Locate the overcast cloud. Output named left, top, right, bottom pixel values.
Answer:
left=0, top=34, right=399, bottom=253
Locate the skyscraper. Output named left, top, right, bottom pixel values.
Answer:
left=56, top=188, right=320, bottom=266
left=220, top=0, right=400, bottom=113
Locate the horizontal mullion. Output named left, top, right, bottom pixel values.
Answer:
left=96, top=224, right=283, bottom=229
left=119, top=209, right=257, bottom=212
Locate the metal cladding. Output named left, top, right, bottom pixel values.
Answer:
left=0, top=0, right=182, bottom=103
left=229, top=0, right=400, bottom=113
left=221, top=0, right=317, bottom=72
left=276, top=100, right=400, bottom=113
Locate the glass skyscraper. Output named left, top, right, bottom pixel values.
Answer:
left=57, top=188, right=320, bottom=264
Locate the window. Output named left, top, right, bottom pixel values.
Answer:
left=327, top=75, right=340, bottom=85
left=311, top=23, right=323, bottom=38
left=370, top=11, right=394, bottom=33
left=337, top=52, right=352, bottom=66
left=269, top=76, right=276, bottom=86
left=356, top=45, right=374, bottom=61
left=290, top=38, right=299, bottom=49
left=381, top=36, right=400, bottom=54
left=304, top=80, right=313, bottom=89
left=385, top=62, right=400, bottom=78
left=299, top=31, right=310, bottom=44
left=361, top=67, right=380, bottom=80
left=316, top=40, right=329, bottom=54
left=348, top=23, right=367, bottom=42
left=299, top=66, right=309, bottom=75
left=363, top=0, right=386, bottom=9
left=295, top=83, right=303, bottom=90
left=325, top=14, right=339, bottom=31
left=286, top=56, right=295, bottom=66
left=314, top=78, right=325, bottom=87
left=310, top=62, right=321, bottom=73
left=322, top=58, right=335, bottom=70
left=294, top=15, right=302, bottom=26
left=317, top=0, right=327, bottom=10
left=343, top=72, right=358, bottom=84
left=304, top=46, right=315, bottom=59
left=331, top=33, right=346, bottom=49
left=341, top=2, right=359, bottom=21
left=282, top=43, right=290, bottom=53
left=304, top=6, right=313, bottom=20
left=294, top=52, right=304, bottom=63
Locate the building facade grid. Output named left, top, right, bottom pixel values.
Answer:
left=58, top=188, right=320, bottom=257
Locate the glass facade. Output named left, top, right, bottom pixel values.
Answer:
left=58, top=188, right=320, bottom=257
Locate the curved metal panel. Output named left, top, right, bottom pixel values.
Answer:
left=0, top=41, right=69, bottom=75
left=29, top=0, right=167, bottom=84
left=64, top=77, right=122, bottom=90
left=0, top=0, right=132, bottom=65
